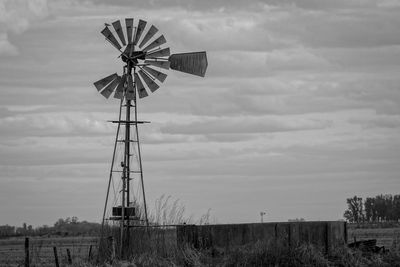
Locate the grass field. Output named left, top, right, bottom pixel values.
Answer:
left=0, top=236, right=97, bottom=267
left=348, top=227, right=400, bottom=248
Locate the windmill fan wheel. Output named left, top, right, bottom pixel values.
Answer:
left=93, top=18, right=208, bottom=100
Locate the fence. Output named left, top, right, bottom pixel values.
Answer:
left=1, top=221, right=347, bottom=265
left=177, top=221, right=347, bottom=253
left=0, top=236, right=97, bottom=267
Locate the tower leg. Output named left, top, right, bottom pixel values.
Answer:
left=133, top=95, right=149, bottom=227
left=98, top=98, right=124, bottom=262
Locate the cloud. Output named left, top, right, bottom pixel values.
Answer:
left=264, top=0, right=378, bottom=10
left=0, top=135, right=111, bottom=166
left=0, top=111, right=114, bottom=137
left=0, top=0, right=49, bottom=55
left=0, top=0, right=48, bottom=34
left=207, top=47, right=330, bottom=79
left=162, top=14, right=290, bottom=53
left=0, top=106, right=13, bottom=118
left=87, top=0, right=267, bottom=12
left=0, top=33, right=18, bottom=55
left=350, top=115, right=400, bottom=129
left=160, top=115, right=331, bottom=135
left=319, top=46, right=400, bottom=72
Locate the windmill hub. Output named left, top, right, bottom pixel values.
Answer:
left=121, top=51, right=146, bottom=65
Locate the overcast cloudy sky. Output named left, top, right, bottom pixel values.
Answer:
left=1, top=0, right=400, bottom=226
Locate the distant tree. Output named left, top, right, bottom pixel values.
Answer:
left=344, top=194, right=400, bottom=224
left=385, top=194, right=395, bottom=221
left=0, top=225, right=15, bottom=237
left=71, top=216, right=78, bottom=224
left=375, top=195, right=387, bottom=222
left=364, top=197, right=375, bottom=222
left=0, top=218, right=101, bottom=237
left=343, top=210, right=354, bottom=223
left=51, top=217, right=101, bottom=236
left=54, top=218, right=65, bottom=229
left=394, top=195, right=400, bottom=222
left=35, top=224, right=50, bottom=236
left=27, top=225, right=33, bottom=235
left=343, top=196, right=364, bottom=223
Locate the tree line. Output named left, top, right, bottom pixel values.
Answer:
left=0, top=217, right=100, bottom=238
left=344, top=194, right=400, bottom=223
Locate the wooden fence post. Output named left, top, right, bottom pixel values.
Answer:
left=24, top=237, right=29, bottom=267
left=88, top=244, right=93, bottom=260
left=66, top=248, right=72, bottom=264
left=53, top=246, right=60, bottom=267
left=325, top=222, right=331, bottom=255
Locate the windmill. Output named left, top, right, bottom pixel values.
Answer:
left=93, top=18, right=207, bottom=255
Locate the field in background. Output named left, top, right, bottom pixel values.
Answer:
left=0, top=236, right=97, bottom=267
left=348, top=227, right=400, bottom=248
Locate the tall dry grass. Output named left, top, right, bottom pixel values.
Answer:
left=93, top=239, right=400, bottom=267
left=97, top=195, right=198, bottom=263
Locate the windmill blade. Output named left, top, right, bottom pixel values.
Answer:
left=114, top=74, right=126, bottom=99
left=125, top=75, right=135, bottom=100
left=144, top=60, right=170, bottom=70
left=101, top=76, right=121, bottom=99
left=169, top=51, right=208, bottom=77
left=112, top=20, right=126, bottom=46
left=139, top=25, right=158, bottom=48
left=138, top=70, right=159, bottom=93
left=133, top=19, right=147, bottom=45
left=142, top=35, right=166, bottom=52
left=101, top=27, right=122, bottom=50
left=135, top=73, right=148, bottom=98
left=146, top=47, right=170, bottom=59
left=125, top=18, right=134, bottom=44
left=94, top=73, right=118, bottom=91
left=143, top=66, right=167, bottom=83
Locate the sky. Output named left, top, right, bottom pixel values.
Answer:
left=0, top=0, right=400, bottom=227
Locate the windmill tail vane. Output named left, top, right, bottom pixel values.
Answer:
left=94, top=18, right=208, bottom=100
